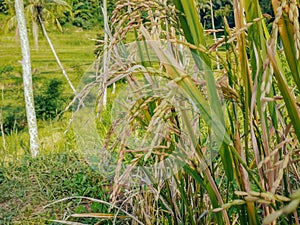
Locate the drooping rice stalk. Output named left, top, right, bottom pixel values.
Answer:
left=74, top=0, right=300, bottom=224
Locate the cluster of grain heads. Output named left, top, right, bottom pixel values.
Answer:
left=263, top=189, right=300, bottom=224
left=83, top=0, right=300, bottom=224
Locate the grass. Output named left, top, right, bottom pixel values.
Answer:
left=0, top=150, right=111, bottom=224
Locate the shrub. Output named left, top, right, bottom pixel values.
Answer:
left=2, top=107, right=26, bottom=134
left=34, top=78, right=66, bottom=120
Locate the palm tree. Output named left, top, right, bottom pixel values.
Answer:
left=5, top=0, right=77, bottom=94
left=14, top=0, right=39, bottom=157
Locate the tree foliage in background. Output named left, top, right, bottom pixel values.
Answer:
left=0, top=0, right=116, bottom=29
left=198, top=0, right=234, bottom=29
left=71, top=0, right=101, bottom=29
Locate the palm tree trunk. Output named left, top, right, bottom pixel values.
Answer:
left=38, top=15, right=77, bottom=95
left=15, top=0, right=39, bottom=157
left=102, top=0, right=109, bottom=107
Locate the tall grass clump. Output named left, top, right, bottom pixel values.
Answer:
left=72, top=0, right=300, bottom=224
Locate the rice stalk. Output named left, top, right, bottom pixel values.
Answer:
left=71, top=0, right=300, bottom=224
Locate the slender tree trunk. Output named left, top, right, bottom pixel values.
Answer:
left=102, top=0, right=108, bottom=106
left=210, top=0, right=220, bottom=70
left=32, top=20, right=39, bottom=51
left=38, top=15, right=77, bottom=95
left=0, top=88, right=7, bottom=155
left=15, top=0, right=39, bottom=157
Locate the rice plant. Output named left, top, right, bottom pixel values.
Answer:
left=74, top=0, right=300, bottom=224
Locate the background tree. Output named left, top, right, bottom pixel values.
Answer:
left=14, top=0, right=39, bottom=157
